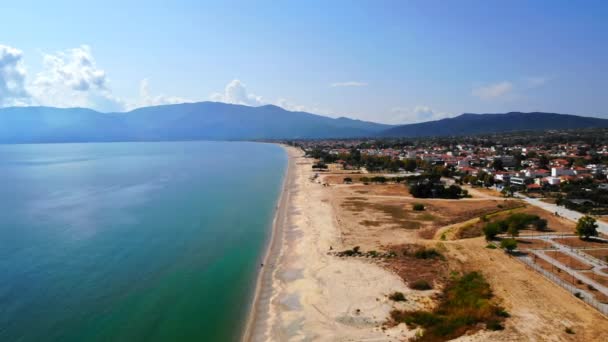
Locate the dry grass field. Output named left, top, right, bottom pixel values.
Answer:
left=313, top=170, right=608, bottom=340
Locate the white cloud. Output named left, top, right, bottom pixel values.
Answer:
left=210, top=79, right=264, bottom=106
left=471, top=81, right=513, bottom=100
left=524, top=76, right=550, bottom=88
left=209, top=79, right=335, bottom=116
left=0, top=43, right=190, bottom=112
left=330, top=81, right=367, bottom=87
left=0, top=45, right=30, bottom=106
left=132, top=78, right=190, bottom=109
left=28, top=45, right=124, bottom=111
left=390, top=105, right=450, bottom=124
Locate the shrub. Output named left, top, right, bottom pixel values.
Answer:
left=412, top=203, right=425, bottom=211
left=483, top=222, right=501, bottom=240
left=389, top=291, right=407, bottom=302
left=392, top=272, right=507, bottom=341
left=486, top=320, right=504, bottom=331
left=410, top=279, right=433, bottom=290
left=343, top=177, right=353, bottom=183
left=565, top=327, right=575, bottom=334
left=371, top=176, right=387, bottom=184
left=486, top=244, right=497, bottom=249
left=500, top=238, right=518, bottom=253
left=495, top=308, right=510, bottom=317
left=533, top=218, right=548, bottom=231
left=414, top=248, right=443, bottom=260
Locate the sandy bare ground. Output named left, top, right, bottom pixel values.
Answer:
left=248, top=160, right=608, bottom=341
left=247, top=148, right=416, bottom=341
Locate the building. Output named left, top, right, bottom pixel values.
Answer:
left=551, top=167, right=575, bottom=177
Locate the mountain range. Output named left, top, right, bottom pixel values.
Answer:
left=0, top=102, right=606, bottom=143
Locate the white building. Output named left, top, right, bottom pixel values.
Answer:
left=551, top=167, right=575, bottom=177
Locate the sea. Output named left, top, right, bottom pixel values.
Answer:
left=0, top=141, right=287, bottom=341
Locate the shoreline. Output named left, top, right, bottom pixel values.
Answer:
left=241, top=144, right=297, bottom=342
left=241, top=145, right=411, bottom=341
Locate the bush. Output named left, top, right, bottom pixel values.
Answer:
left=483, top=222, right=501, bottom=240
left=412, top=203, right=425, bottom=211
left=410, top=279, right=433, bottom=290
left=392, top=272, right=507, bottom=341
left=389, top=291, right=407, bottom=302
left=414, top=248, right=443, bottom=260
left=486, top=319, right=504, bottom=331
left=371, top=176, right=387, bottom=184
left=565, top=327, right=575, bottom=334
left=500, top=238, right=518, bottom=253
left=486, top=244, right=497, bottom=249
left=533, top=218, right=548, bottom=231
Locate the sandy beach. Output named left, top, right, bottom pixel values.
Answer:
left=244, top=146, right=412, bottom=341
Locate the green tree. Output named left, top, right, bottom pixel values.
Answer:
left=492, top=159, right=504, bottom=171
left=483, top=222, right=501, bottom=240
left=507, top=222, right=520, bottom=238
left=533, top=218, right=548, bottom=231
left=500, top=238, right=518, bottom=253
left=576, top=216, right=599, bottom=240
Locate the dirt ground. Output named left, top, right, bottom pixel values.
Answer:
left=444, top=238, right=608, bottom=341
left=582, top=249, right=608, bottom=262
left=316, top=171, right=608, bottom=341
left=517, top=238, right=555, bottom=250
left=544, top=251, right=594, bottom=270
left=555, top=238, right=608, bottom=248
left=331, top=183, right=519, bottom=250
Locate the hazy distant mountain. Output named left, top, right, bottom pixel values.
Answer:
left=1, top=106, right=607, bottom=143
left=0, top=102, right=390, bottom=143
left=381, top=112, right=608, bottom=138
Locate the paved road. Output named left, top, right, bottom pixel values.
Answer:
left=516, top=194, right=608, bottom=235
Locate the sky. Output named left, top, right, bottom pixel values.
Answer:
left=0, top=0, right=607, bottom=124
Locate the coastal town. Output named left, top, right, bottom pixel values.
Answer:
left=292, top=129, right=608, bottom=217
left=251, top=130, right=608, bottom=341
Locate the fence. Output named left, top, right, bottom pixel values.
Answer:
left=519, top=256, right=608, bottom=317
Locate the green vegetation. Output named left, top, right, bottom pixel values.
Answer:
left=576, top=216, right=599, bottom=240
left=392, top=272, right=507, bottom=341
left=482, top=213, right=545, bottom=240
left=410, top=180, right=466, bottom=199
left=312, top=162, right=328, bottom=169
left=413, top=203, right=426, bottom=211
left=410, top=279, right=433, bottom=290
left=500, top=238, right=518, bottom=253
left=389, top=291, right=407, bottom=302
left=414, top=248, right=444, bottom=260
left=485, top=244, right=497, bottom=249
left=335, top=246, right=396, bottom=258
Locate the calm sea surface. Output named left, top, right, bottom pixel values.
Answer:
left=0, top=141, right=286, bottom=341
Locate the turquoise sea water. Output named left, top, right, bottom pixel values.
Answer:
left=0, top=141, right=286, bottom=341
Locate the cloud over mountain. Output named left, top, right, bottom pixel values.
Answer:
left=0, top=45, right=29, bottom=106
left=0, top=43, right=188, bottom=112
left=210, top=79, right=264, bottom=106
